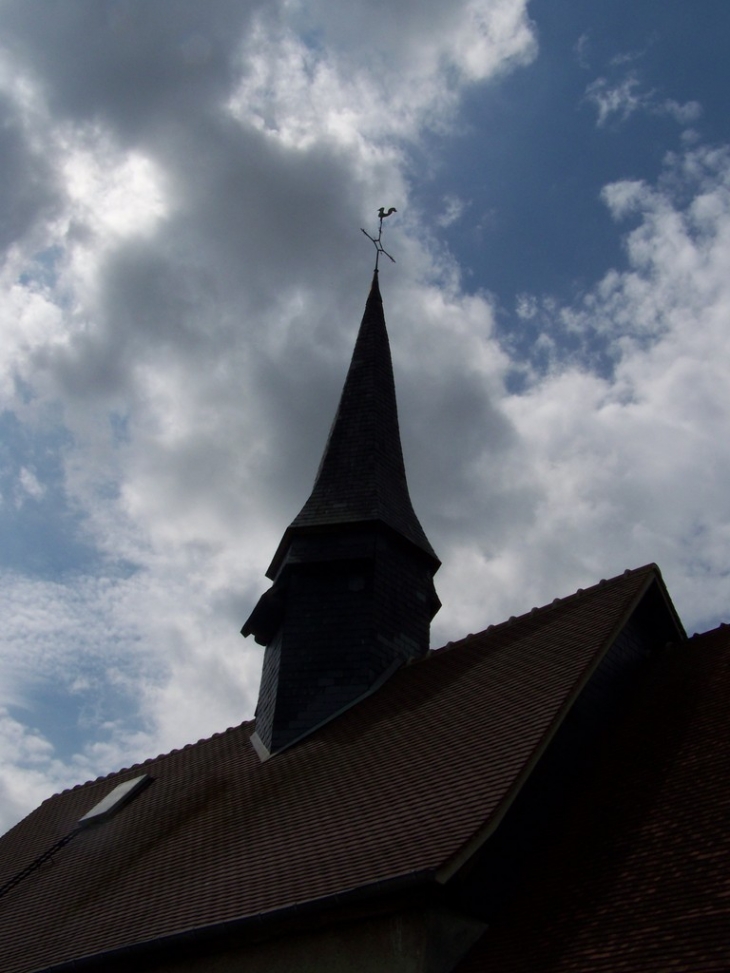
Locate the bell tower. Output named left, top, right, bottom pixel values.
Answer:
left=243, top=272, right=440, bottom=756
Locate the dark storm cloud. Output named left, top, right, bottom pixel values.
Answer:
left=163, top=117, right=366, bottom=299
left=0, top=0, right=262, bottom=136
left=0, top=92, right=61, bottom=254
left=402, top=367, right=521, bottom=538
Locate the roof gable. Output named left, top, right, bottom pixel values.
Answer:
left=456, top=622, right=730, bottom=973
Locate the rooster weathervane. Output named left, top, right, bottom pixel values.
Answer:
left=361, top=207, right=397, bottom=270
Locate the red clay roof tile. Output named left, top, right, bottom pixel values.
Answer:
left=0, top=564, right=673, bottom=973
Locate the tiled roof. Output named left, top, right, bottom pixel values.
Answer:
left=456, top=623, right=730, bottom=973
left=267, top=272, right=438, bottom=578
left=0, top=565, right=668, bottom=973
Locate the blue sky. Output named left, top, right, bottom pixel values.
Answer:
left=1, top=0, right=729, bottom=833
left=423, top=0, right=729, bottom=308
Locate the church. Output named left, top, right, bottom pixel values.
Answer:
left=0, top=271, right=728, bottom=973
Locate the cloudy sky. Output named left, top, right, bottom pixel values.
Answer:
left=1, top=0, right=729, bottom=833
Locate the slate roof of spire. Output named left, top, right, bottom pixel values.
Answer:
left=0, top=564, right=687, bottom=973
left=267, top=272, right=437, bottom=578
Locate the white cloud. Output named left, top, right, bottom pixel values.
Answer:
left=574, top=32, right=591, bottom=70
left=584, top=73, right=651, bottom=127
left=515, top=293, right=538, bottom=320
left=229, top=0, right=536, bottom=154
left=473, top=143, right=730, bottom=630
left=62, top=140, right=168, bottom=240
left=436, top=195, right=467, bottom=228
left=0, top=709, right=62, bottom=836
left=585, top=71, right=703, bottom=129
left=662, top=99, right=703, bottom=125
left=0, top=0, right=538, bottom=833
left=17, top=467, right=44, bottom=502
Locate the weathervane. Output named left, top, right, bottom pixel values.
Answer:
left=361, top=206, right=397, bottom=270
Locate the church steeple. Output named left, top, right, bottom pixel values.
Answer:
left=243, top=272, right=440, bottom=756
left=268, top=272, right=438, bottom=577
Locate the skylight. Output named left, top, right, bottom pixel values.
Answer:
left=78, top=774, right=152, bottom=826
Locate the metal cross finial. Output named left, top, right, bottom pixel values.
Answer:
left=361, top=207, right=397, bottom=270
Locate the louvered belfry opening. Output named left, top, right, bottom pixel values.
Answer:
left=243, top=273, right=440, bottom=754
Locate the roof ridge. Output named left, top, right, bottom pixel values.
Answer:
left=50, top=720, right=254, bottom=801
left=433, top=563, right=659, bottom=655
left=689, top=620, right=730, bottom=640
left=48, top=566, right=663, bottom=801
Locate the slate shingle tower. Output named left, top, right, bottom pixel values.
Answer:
left=243, top=272, right=441, bottom=755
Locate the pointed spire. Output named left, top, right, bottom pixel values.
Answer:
left=267, top=272, right=438, bottom=579
left=244, top=274, right=440, bottom=756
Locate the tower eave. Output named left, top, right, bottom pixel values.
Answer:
left=265, top=518, right=441, bottom=581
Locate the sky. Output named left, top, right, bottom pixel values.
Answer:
left=1, top=0, right=729, bottom=834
